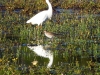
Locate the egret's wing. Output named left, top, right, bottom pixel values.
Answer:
left=26, top=11, right=48, bottom=24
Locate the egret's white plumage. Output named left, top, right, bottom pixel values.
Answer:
left=27, top=45, right=53, bottom=68
left=26, top=0, right=52, bottom=26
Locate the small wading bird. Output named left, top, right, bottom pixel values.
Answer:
left=27, top=44, right=53, bottom=68
left=44, top=30, right=55, bottom=39
left=26, top=0, right=52, bottom=27
left=44, top=30, right=69, bottom=39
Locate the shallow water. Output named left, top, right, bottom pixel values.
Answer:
left=0, top=6, right=100, bottom=74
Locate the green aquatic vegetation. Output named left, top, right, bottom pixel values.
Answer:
left=0, top=1, right=100, bottom=74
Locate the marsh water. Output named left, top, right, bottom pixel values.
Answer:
left=0, top=5, right=100, bottom=74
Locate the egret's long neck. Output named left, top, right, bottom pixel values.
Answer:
left=47, top=55, right=53, bottom=68
left=46, top=0, right=52, bottom=11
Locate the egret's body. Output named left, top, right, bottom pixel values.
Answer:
left=27, top=45, right=53, bottom=68
left=26, top=0, right=52, bottom=26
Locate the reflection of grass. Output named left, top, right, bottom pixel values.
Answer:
left=0, top=1, right=100, bottom=74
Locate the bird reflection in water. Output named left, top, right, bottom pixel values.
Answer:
left=27, top=44, right=53, bottom=68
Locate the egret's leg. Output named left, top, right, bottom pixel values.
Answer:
left=36, top=25, right=40, bottom=44
left=36, top=25, right=39, bottom=29
left=39, top=24, right=42, bottom=28
left=35, top=25, right=39, bottom=43
left=39, top=24, right=43, bottom=28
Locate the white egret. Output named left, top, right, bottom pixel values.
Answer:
left=27, top=45, right=53, bottom=68
left=26, top=0, right=52, bottom=26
